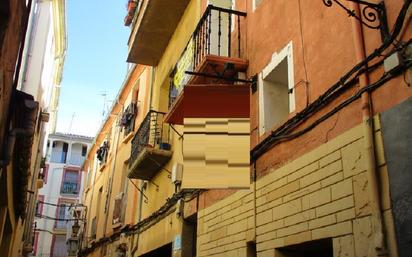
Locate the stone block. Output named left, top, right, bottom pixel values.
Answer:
left=276, top=222, right=308, bottom=238
left=316, top=195, right=354, bottom=217
left=308, top=187, right=332, bottom=209
left=257, top=230, right=277, bottom=243
left=257, top=238, right=284, bottom=252
left=321, top=172, right=344, bottom=188
left=308, top=214, right=336, bottom=229
left=256, top=219, right=284, bottom=235
left=333, top=235, right=355, bottom=257
left=319, top=150, right=341, bottom=168
left=331, top=178, right=353, bottom=200
left=257, top=209, right=273, bottom=226
left=273, top=199, right=302, bottom=220
left=284, top=209, right=315, bottom=226
left=266, top=180, right=300, bottom=202
left=228, top=219, right=248, bottom=235
left=287, top=161, right=319, bottom=182
left=336, top=208, right=355, bottom=223
left=342, top=139, right=367, bottom=178
left=353, top=216, right=373, bottom=257
left=211, top=226, right=227, bottom=241
left=311, top=221, right=352, bottom=240
left=257, top=249, right=275, bottom=257
left=353, top=172, right=371, bottom=217
left=300, top=160, right=342, bottom=188
left=283, top=182, right=321, bottom=203
left=283, top=231, right=312, bottom=246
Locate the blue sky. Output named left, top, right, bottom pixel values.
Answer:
left=56, top=0, right=130, bottom=137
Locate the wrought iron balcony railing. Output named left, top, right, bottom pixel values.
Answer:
left=61, top=181, right=79, bottom=194
left=170, top=5, right=247, bottom=108
left=129, top=110, right=171, bottom=166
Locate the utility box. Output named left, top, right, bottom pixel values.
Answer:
left=172, top=163, right=183, bottom=184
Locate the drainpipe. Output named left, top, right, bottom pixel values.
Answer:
left=131, top=181, right=145, bottom=256
left=149, top=66, right=155, bottom=111
left=349, top=2, right=385, bottom=253
left=249, top=162, right=257, bottom=247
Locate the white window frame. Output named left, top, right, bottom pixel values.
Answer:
left=253, top=0, right=263, bottom=12
left=258, top=41, right=295, bottom=135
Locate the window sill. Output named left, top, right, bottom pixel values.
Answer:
left=122, top=131, right=135, bottom=144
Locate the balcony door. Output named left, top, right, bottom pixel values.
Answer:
left=61, top=169, right=79, bottom=194
left=207, top=0, right=232, bottom=57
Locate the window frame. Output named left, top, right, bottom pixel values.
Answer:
left=258, top=41, right=295, bottom=135
left=60, top=168, right=81, bottom=195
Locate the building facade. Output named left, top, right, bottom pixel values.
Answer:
left=0, top=0, right=67, bottom=256
left=81, top=1, right=412, bottom=257
left=34, top=133, right=92, bottom=257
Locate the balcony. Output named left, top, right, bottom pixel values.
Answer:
left=61, top=181, right=79, bottom=194
left=50, top=150, right=68, bottom=163
left=127, top=0, right=191, bottom=65
left=164, top=5, right=249, bottom=125
left=68, top=155, right=86, bottom=167
left=127, top=110, right=172, bottom=180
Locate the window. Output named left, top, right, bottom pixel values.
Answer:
left=55, top=203, right=68, bottom=229
left=51, top=234, right=68, bottom=256
left=43, top=164, right=49, bottom=184
left=61, top=170, right=79, bottom=194
left=120, top=103, right=137, bottom=136
left=259, top=41, right=295, bottom=135
left=96, top=141, right=109, bottom=165
left=35, top=195, right=44, bottom=217
left=82, top=145, right=87, bottom=156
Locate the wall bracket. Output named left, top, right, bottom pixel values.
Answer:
left=323, top=0, right=390, bottom=41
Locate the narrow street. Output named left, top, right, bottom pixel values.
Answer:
left=1, top=1, right=412, bottom=257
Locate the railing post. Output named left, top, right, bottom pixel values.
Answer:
left=218, top=10, right=221, bottom=56
left=208, top=11, right=211, bottom=55
left=237, top=15, right=241, bottom=58
left=228, top=11, right=231, bottom=57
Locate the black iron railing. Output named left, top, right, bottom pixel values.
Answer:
left=129, top=110, right=171, bottom=165
left=170, top=5, right=247, bottom=108
left=192, top=5, right=246, bottom=68
left=61, top=181, right=78, bottom=194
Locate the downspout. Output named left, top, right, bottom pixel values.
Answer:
left=149, top=66, right=155, bottom=110
left=251, top=163, right=257, bottom=244
left=349, top=2, right=385, bottom=253
left=131, top=181, right=145, bottom=256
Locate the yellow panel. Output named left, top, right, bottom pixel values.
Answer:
left=182, top=118, right=250, bottom=189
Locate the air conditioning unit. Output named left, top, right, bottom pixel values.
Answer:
left=171, top=163, right=183, bottom=185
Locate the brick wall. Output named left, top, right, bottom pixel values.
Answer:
left=197, top=116, right=397, bottom=257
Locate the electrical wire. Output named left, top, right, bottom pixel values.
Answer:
left=37, top=200, right=85, bottom=208
left=251, top=0, right=412, bottom=161
left=35, top=213, right=85, bottom=222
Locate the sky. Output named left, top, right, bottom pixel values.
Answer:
left=55, top=0, right=130, bottom=137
